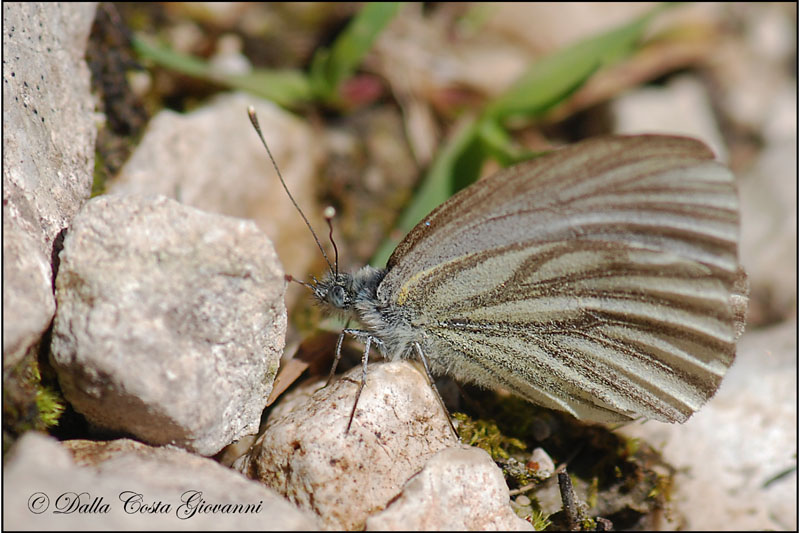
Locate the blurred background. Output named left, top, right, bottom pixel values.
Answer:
left=89, top=3, right=796, bottom=530
left=95, top=2, right=796, bottom=330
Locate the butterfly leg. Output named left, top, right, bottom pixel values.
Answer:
left=316, top=319, right=353, bottom=392
left=413, top=342, right=458, bottom=440
left=345, top=333, right=373, bottom=433
left=320, top=330, right=347, bottom=389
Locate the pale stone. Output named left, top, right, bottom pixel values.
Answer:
left=2, top=2, right=97, bottom=368
left=109, top=91, right=324, bottom=310
left=366, top=445, right=534, bottom=531
left=619, top=318, right=797, bottom=530
left=50, top=194, right=285, bottom=456
left=3, top=433, right=320, bottom=530
left=611, top=75, right=729, bottom=163
left=234, top=360, right=458, bottom=530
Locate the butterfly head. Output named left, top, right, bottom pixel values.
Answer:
left=312, top=272, right=357, bottom=312
left=306, top=265, right=386, bottom=319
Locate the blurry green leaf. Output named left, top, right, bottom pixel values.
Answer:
left=224, top=69, right=313, bottom=108
left=132, top=35, right=313, bottom=108
left=310, top=2, right=402, bottom=102
left=133, top=4, right=400, bottom=108
left=457, top=3, right=495, bottom=36
left=370, top=3, right=673, bottom=266
left=449, top=134, right=488, bottom=194
left=477, top=118, right=534, bottom=166
left=132, top=34, right=211, bottom=78
left=485, top=3, right=670, bottom=121
left=370, top=117, right=480, bottom=266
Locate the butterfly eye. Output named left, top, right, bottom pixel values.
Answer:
left=329, top=285, right=347, bottom=308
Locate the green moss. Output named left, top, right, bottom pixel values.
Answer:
left=451, top=387, right=677, bottom=530
left=35, top=385, right=65, bottom=428
left=587, top=476, right=599, bottom=509
left=92, top=149, right=108, bottom=197
left=3, top=350, right=66, bottom=452
left=529, top=509, right=552, bottom=531
left=617, top=435, right=640, bottom=460
left=647, top=470, right=673, bottom=501
left=453, top=412, right=526, bottom=460
left=28, top=356, right=66, bottom=429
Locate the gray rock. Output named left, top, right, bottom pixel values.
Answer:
left=50, top=194, right=286, bottom=456
left=528, top=447, right=555, bottom=480
left=109, top=91, right=325, bottom=310
left=2, top=2, right=97, bottom=368
left=619, top=318, right=797, bottom=530
left=2, top=220, right=56, bottom=367
left=366, top=445, right=534, bottom=531
left=234, top=360, right=458, bottom=530
left=3, top=432, right=320, bottom=530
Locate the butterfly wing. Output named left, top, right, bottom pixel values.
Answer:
left=379, top=135, right=746, bottom=423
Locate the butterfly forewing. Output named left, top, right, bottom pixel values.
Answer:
left=383, top=136, right=740, bottom=289
left=379, top=135, right=746, bottom=423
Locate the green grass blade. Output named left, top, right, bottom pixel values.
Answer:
left=370, top=4, right=673, bottom=266
left=310, top=2, right=402, bottom=102
left=132, top=34, right=212, bottom=78
left=225, top=70, right=313, bottom=108
left=370, top=117, right=481, bottom=266
left=485, top=4, right=671, bottom=121
left=132, top=34, right=313, bottom=108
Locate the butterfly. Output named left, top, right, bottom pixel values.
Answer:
left=250, top=108, right=747, bottom=427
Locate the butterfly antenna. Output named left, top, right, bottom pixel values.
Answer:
left=248, top=106, right=335, bottom=274
left=323, top=206, right=339, bottom=277
left=285, top=274, right=314, bottom=291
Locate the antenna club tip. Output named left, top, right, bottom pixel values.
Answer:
left=323, top=206, right=336, bottom=220
left=247, top=106, right=259, bottom=127
left=284, top=274, right=294, bottom=283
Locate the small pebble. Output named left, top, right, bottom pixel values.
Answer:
left=528, top=447, right=555, bottom=479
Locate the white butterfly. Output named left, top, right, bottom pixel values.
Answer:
left=250, top=109, right=747, bottom=425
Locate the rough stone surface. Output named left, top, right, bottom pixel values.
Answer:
left=109, top=91, right=324, bottom=309
left=234, top=360, right=458, bottom=530
left=528, top=447, right=555, bottom=480
left=50, top=194, right=286, bottom=456
left=2, top=221, right=56, bottom=368
left=619, top=318, right=797, bottom=531
left=366, top=445, right=534, bottom=531
left=3, top=432, right=320, bottom=530
left=2, top=2, right=97, bottom=368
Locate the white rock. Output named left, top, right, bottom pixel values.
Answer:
left=712, top=4, right=795, bottom=133
left=234, top=360, right=458, bottom=530
left=528, top=447, right=555, bottom=480
left=484, top=3, right=656, bottom=53
left=3, top=432, right=320, bottom=530
left=2, top=2, right=97, bottom=368
left=109, top=91, right=323, bottom=310
left=619, top=318, right=797, bottom=530
left=366, top=445, right=534, bottom=531
left=2, top=223, right=56, bottom=368
left=50, top=194, right=286, bottom=456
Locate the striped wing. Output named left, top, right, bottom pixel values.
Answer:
left=379, top=135, right=747, bottom=423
